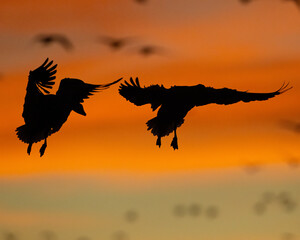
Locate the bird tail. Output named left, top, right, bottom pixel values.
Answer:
left=146, top=117, right=184, bottom=137
left=15, top=124, right=45, bottom=144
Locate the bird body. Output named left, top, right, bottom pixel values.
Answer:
left=17, top=59, right=122, bottom=156
left=119, top=78, right=291, bottom=149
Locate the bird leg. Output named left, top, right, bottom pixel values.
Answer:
left=156, top=136, right=161, bottom=148
left=171, top=128, right=178, bottom=150
left=27, top=143, right=33, bottom=155
left=39, top=138, right=47, bottom=157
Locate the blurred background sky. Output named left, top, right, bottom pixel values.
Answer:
left=0, top=0, right=299, bottom=239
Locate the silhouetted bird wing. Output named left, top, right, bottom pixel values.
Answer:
left=193, top=83, right=291, bottom=106
left=28, top=58, right=57, bottom=95
left=56, top=77, right=122, bottom=116
left=119, top=77, right=167, bottom=111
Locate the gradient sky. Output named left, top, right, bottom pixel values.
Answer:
left=0, top=0, right=299, bottom=239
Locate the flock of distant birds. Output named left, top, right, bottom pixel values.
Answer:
left=33, top=33, right=164, bottom=57
left=254, top=191, right=298, bottom=215
left=1, top=191, right=297, bottom=240
left=240, top=0, right=300, bottom=7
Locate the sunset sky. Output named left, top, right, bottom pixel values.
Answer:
left=0, top=0, right=299, bottom=239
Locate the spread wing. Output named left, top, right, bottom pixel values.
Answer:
left=56, top=77, right=122, bottom=103
left=194, top=83, right=292, bottom=106
left=28, top=58, right=57, bottom=95
left=56, top=77, right=122, bottom=116
left=119, top=77, right=167, bottom=111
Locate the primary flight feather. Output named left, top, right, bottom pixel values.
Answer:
left=119, top=78, right=291, bottom=150
left=16, top=58, right=122, bottom=156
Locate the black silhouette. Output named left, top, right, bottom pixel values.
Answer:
left=16, top=58, right=122, bottom=156
left=119, top=78, right=291, bottom=149
left=34, top=34, right=73, bottom=51
left=98, top=36, right=133, bottom=51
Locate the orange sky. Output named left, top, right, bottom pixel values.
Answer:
left=1, top=2, right=300, bottom=240
left=0, top=0, right=300, bottom=177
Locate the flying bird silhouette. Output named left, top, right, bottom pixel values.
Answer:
left=119, top=78, right=291, bottom=149
left=34, top=34, right=73, bottom=51
left=240, top=0, right=252, bottom=4
left=98, top=36, right=133, bottom=51
left=281, top=120, right=300, bottom=133
left=134, top=0, right=147, bottom=4
left=138, top=45, right=164, bottom=56
left=16, top=58, right=122, bottom=156
left=283, top=0, right=300, bottom=8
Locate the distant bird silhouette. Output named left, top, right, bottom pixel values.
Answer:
left=281, top=232, right=296, bottom=240
left=188, top=203, right=201, bottom=217
left=205, top=206, right=219, bottom=219
left=281, top=120, right=300, bottom=133
left=138, top=45, right=164, bottom=56
left=98, top=36, right=133, bottom=51
left=119, top=78, right=291, bottom=149
left=34, top=34, right=73, bottom=51
left=16, top=58, right=122, bottom=156
left=112, top=230, right=128, bottom=240
left=244, top=162, right=261, bottom=175
left=124, top=210, right=139, bottom=223
left=134, top=0, right=147, bottom=4
left=285, top=158, right=299, bottom=168
left=3, top=232, right=17, bottom=240
left=283, top=0, right=300, bottom=8
left=173, top=204, right=186, bottom=217
left=40, top=231, right=57, bottom=240
left=253, top=201, right=266, bottom=215
left=240, top=0, right=252, bottom=4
